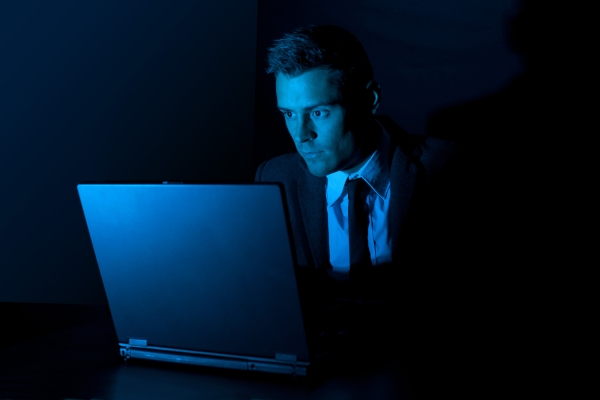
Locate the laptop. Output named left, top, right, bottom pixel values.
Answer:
left=77, top=182, right=317, bottom=376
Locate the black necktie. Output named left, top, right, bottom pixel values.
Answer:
left=346, top=178, right=372, bottom=270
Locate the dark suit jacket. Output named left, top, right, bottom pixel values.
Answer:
left=255, top=115, right=456, bottom=305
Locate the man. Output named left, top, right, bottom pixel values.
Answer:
left=254, top=27, right=459, bottom=368
left=252, top=28, right=472, bottom=397
left=256, top=24, right=452, bottom=295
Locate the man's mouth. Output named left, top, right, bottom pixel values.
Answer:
left=302, top=151, right=323, bottom=159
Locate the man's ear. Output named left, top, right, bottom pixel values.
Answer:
left=365, top=80, right=381, bottom=114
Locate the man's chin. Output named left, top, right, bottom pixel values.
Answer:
left=304, top=159, right=332, bottom=177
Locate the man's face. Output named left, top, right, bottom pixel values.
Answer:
left=276, top=68, right=363, bottom=177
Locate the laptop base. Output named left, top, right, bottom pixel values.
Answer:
left=119, top=343, right=309, bottom=376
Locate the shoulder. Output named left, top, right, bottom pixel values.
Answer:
left=420, top=136, right=459, bottom=175
left=376, top=114, right=425, bottom=160
left=377, top=114, right=458, bottom=177
left=255, top=152, right=307, bottom=182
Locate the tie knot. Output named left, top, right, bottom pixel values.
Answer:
left=346, top=178, right=369, bottom=200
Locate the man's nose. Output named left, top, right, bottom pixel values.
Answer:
left=293, top=114, right=316, bottom=144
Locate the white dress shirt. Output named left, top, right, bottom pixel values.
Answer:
left=326, top=127, right=392, bottom=274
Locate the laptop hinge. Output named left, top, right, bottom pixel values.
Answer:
left=129, top=338, right=148, bottom=346
left=275, top=353, right=297, bottom=362
left=120, top=346, right=131, bottom=359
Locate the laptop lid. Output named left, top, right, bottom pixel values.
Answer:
left=77, top=183, right=310, bottom=366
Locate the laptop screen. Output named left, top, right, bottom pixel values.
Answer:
left=78, top=183, right=309, bottom=361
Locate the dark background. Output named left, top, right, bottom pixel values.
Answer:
left=0, top=0, right=257, bottom=304
left=2, top=0, right=522, bottom=305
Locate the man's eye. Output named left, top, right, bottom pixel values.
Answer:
left=312, top=110, right=327, bottom=117
left=282, top=111, right=293, bottom=118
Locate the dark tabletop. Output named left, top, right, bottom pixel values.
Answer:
left=0, top=310, right=414, bottom=399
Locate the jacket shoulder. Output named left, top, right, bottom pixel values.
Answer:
left=379, top=113, right=457, bottom=179
left=420, top=136, right=459, bottom=176
left=255, top=152, right=306, bottom=182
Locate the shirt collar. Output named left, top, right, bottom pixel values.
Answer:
left=325, top=123, right=392, bottom=207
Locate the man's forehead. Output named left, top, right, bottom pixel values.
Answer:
left=275, top=68, right=342, bottom=109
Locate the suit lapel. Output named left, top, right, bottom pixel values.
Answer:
left=389, top=147, right=420, bottom=259
left=296, top=160, right=329, bottom=270
left=382, top=116, right=424, bottom=262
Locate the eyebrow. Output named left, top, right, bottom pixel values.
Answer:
left=277, top=101, right=340, bottom=112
